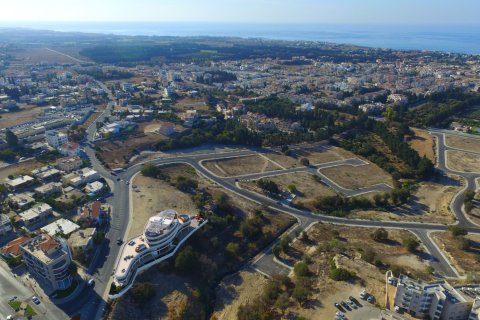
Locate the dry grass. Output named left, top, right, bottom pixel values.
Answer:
left=431, top=232, right=480, bottom=275
left=0, top=105, right=44, bottom=128
left=447, top=150, right=480, bottom=173
left=202, top=155, right=282, bottom=177
left=409, top=128, right=436, bottom=163
left=0, top=159, right=43, bottom=181
left=319, top=164, right=393, bottom=189
left=446, top=135, right=480, bottom=153
left=13, top=47, right=83, bottom=64
left=212, top=270, right=269, bottom=320
left=240, top=172, right=336, bottom=211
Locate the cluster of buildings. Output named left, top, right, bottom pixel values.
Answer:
left=393, top=274, right=480, bottom=320
left=240, top=112, right=304, bottom=134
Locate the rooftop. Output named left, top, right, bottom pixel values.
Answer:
left=22, top=235, right=67, bottom=264
left=41, top=218, right=80, bottom=237
left=1, top=236, right=31, bottom=257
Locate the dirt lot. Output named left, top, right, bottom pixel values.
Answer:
left=263, top=146, right=355, bottom=169
left=432, top=232, right=480, bottom=275
left=173, top=97, right=210, bottom=114
left=319, top=163, right=393, bottom=189
left=97, top=121, right=177, bottom=168
left=409, top=128, right=436, bottom=163
left=351, top=180, right=459, bottom=224
left=12, top=47, right=85, bottom=64
left=212, top=270, right=269, bottom=320
left=447, top=150, right=480, bottom=173
left=0, top=159, right=43, bottom=181
left=240, top=172, right=337, bottom=210
left=446, top=134, right=480, bottom=153
left=0, top=104, right=45, bottom=128
left=203, top=154, right=282, bottom=177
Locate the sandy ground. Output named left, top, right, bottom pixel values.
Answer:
left=212, top=270, right=269, bottom=320
left=446, top=134, right=480, bottom=153
left=241, top=172, right=337, bottom=211
left=143, top=120, right=184, bottom=134
left=0, top=104, right=45, bottom=128
left=409, top=128, right=436, bottom=163
left=203, top=154, right=282, bottom=177
left=447, top=150, right=480, bottom=173
left=129, top=174, right=199, bottom=238
left=0, top=159, right=43, bottom=181
left=262, top=146, right=355, bottom=169
left=12, top=47, right=84, bottom=64
left=431, top=232, right=480, bottom=275
left=320, top=164, right=393, bottom=189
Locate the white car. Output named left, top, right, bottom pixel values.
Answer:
left=32, top=296, right=40, bottom=304
left=88, top=279, right=95, bottom=286
left=6, top=315, right=13, bottom=320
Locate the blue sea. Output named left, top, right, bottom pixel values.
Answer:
left=1, top=22, right=480, bottom=54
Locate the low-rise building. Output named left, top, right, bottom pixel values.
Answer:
left=0, top=214, right=12, bottom=236
left=84, top=181, right=104, bottom=194
left=58, top=142, right=81, bottom=157
left=4, top=175, right=34, bottom=191
left=63, top=168, right=100, bottom=187
left=34, top=182, right=62, bottom=197
left=31, top=166, right=61, bottom=182
left=41, top=218, right=80, bottom=237
left=68, top=228, right=96, bottom=256
left=56, top=156, right=83, bottom=172
left=8, top=193, right=35, bottom=211
left=1, top=235, right=31, bottom=259
left=20, top=235, right=73, bottom=291
left=19, top=203, right=53, bottom=226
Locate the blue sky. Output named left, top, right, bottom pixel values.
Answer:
left=1, top=0, right=479, bottom=24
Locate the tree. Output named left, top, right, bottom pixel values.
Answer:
left=362, top=247, right=376, bottom=264
left=131, top=282, right=155, bottom=305
left=292, top=280, right=310, bottom=303
left=279, top=235, right=290, bottom=252
left=141, top=163, right=160, bottom=177
left=300, top=158, right=310, bottom=166
left=287, top=184, right=297, bottom=193
left=175, top=246, right=197, bottom=273
left=262, top=280, right=281, bottom=303
left=456, top=236, right=470, bottom=251
left=213, top=191, right=229, bottom=208
left=371, top=228, right=389, bottom=242
left=402, top=237, right=420, bottom=252
left=448, top=225, right=468, bottom=237
left=225, top=242, right=239, bottom=259
left=329, top=267, right=355, bottom=281
left=293, top=261, right=309, bottom=278
left=5, top=130, right=18, bottom=148
left=272, top=244, right=282, bottom=258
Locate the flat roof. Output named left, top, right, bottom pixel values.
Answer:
left=41, top=218, right=80, bottom=237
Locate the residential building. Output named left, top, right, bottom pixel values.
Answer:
left=0, top=214, right=12, bottom=236
left=56, top=156, right=83, bottom=172
left=41, top=218, right=80, bottom=237
left=45, top=130, right=68, bottom=148
left=8, top=193, right=35, bottom=211
left=34, top=182, right=62, bottom=197
left=394, top=274, right=475, bottom=320
left=19, top=203, right=53, bottom=226
left=20, top=235, right=73, bottom=290
left=31, top=165, right=61, bottom=182
left=63, top=168, right=100, bottom=187
left=84, top=181, right=104, bottom=194
left=4, top=175, right=34, bottom=191
left=78, top=201, right=107, bottom=226
left=111, top=209, right=206, bottom=298
left=58, top=142, right=81, bottom=157
left=1, top=236, right=31, bottom=259
left=67, top=228, right=96, bottom=256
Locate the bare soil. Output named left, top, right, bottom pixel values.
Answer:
left=12, top=47, right=84, bottom=64
left=447, top=150, right=480, bottom=173
left=0, top=159, right=43, bottom=181
left=202, top=154, right=282, bottom=177
left=432, top=232, right=480, bottom=275
left=0, top=104, right=44, bottom=128
left=319, top=164, right=393, bottom=189
left=240, top=172, right=337, bottom=211
left=409, top=128, right=436, bottom=163
left=446, top=134, right=480, bottom=153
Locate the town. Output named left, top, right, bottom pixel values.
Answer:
left=0, top=30, right=479, bottom=320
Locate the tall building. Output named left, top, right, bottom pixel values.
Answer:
left=20, top=234, right=73, bottom=291
left=45, top=130, right=68, bottom=148
left=394, top=274, right=476, bottom=320
left=111, top=209, right=206, bottom=298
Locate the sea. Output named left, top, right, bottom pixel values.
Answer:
left=1, top=22, right=480, bottom=55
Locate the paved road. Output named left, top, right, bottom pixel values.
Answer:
left=53, top=99, right=480, bottom=319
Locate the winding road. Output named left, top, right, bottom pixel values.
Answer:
left=59, top=88, right=480, bottom=319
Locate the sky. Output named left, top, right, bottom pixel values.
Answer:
left=0, top=0, right=479, bottom=25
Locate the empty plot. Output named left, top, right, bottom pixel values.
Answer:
left=446, top=135, right=480, bottom=153
left=409, top=128, right=436, bottom=163
left=320, top=164, right=393, bottom=189
left=202, top=155, right=281, bottom=177
left=447, top=150, right=480, bottom=172
left=432, top=232, right=480, bottom=275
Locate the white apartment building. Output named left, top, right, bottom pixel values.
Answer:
left=0, top=214, right=13, bottom=236
left=45, top=130, right=68, bottom=148
left=394, top=274, right=475, bottom=320
left=62, top=168, right=100, bottom=187
left=20, top=235, right=73, bottom=291
left=56, top=156, right=83, bottom=172
left=19, top=203, right=53, bottom=226
left=111, top=209, right=206, bottom=298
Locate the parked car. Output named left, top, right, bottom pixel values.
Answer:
left=359, top=290, right=368, bottom=300
left=32, top=296, right=40, bottom=305
left=87, top=279, right=95, bottom=286
left=349, top=296, right=359, bottom=305
left=347, top=299, right=357, bottom=309
left=128, top=240, right=135, bottom=246
left=135, top=244, right=147, bottom=252
left=340, top=301, right=350, bottom=310
left=334, top=302, right=343, bottom=311
left=117, top=239, right=123, bottom=245
left=367, top=295, right=374, bottom=303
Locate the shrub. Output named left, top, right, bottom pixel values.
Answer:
left=329, top=267, right=355, bottom=281
left=293, top=261, right=309, bottom=278
left=362, top=247, right=376, bottom=264
left=131, top=282, right=155, bottom=305
left=448, top=225, right=468, bottom=237
left=272, top=244, right=282, bottom=258
left=371, top=228, right=389, bottom=242
left=402, top=237, right=420, bottom=252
